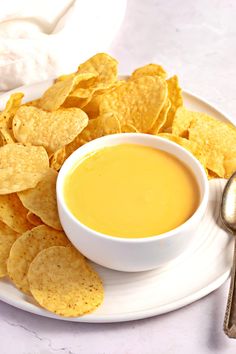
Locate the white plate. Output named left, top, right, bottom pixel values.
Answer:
left=0, top=83, right=234, bottom=323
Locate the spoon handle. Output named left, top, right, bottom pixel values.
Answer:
left=224, top=237, right=236, bottom=337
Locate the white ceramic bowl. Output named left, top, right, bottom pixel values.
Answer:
left=57, top=133, right=209, bottom=272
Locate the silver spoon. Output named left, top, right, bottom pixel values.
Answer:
left=221, top=171, right=236, bottom=338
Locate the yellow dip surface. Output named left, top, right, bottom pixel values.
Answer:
left=64, top=144, right=199, bottom=238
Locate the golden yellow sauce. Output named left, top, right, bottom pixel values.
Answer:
left=64, top=144, right=199, bottom=238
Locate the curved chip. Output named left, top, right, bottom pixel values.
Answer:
left=130, top=63, right=167, bottom=80
left=77, top=53, right=118, bottom=84
left=0, top=144, right=49, bottom=194
left=0, top=194, right=32, bottom=233
left=26, top=212, right=43, bottom=227
left=56, top=73, right=76, bottom=82
left=18, top=169, right=62, bottom=231
left=62, top=95, right=92, bottom=110
left=99, top=76, right=167, bottom=132
left=158, top=133, right=198, bottom=155
left=172, top=107, right=236, bottom=177
left=63, top=83, right=113, bottom=110
left=150, top=98, right=171, bottom=134
left=82, top=81, right=126, bottom=119
left=188, top=113, right=236, bottom=178
left=7, top=225, right=70, bottom=294
left=38, top=73, right=97, bottom=111
left=157, top=133, right=208, bottom=175
left=50, top=147, right=66, bottom=171
left=0, top=221, right=19, bottom=277
left=0, top=93, right=24, bottom=145
left=224, top=156, right=236, bottom=178
left=172, top=106, right=195, bottom=137
left=66, top=112, right=121, bottom=157
left=13, top=106, right=88, bottom=155
left=82, top=94, right=102, bottom=118
left=28, top=246, right=104, bottom=317
left=161, top=75, right=183, bottom=131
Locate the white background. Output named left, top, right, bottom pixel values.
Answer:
left=1, top=0, right=236, bottom=353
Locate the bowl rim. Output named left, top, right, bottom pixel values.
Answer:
left=57, top=133, right=209, bottom=244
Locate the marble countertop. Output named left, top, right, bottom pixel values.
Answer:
left=1, top=0, right=236, bottom=353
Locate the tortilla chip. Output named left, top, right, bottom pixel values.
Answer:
left=26, top=212, right=43, bottom=227
left=0, top=194, right=32, bottom=233
left=0, top=144, right=49, bottom=194
left=50, top=147, right=66, bottom=171
left=77, top=53, right=118, bottom=84
left=28, top=246, right=103, bottom=317
left=66, top=112, right=121, bottom=157
left=0, top=221, right=19, bottom=277
left=188, top=113, right=236, bottom=177
left=0, top=93, right=24, bottom=145
left=7, top=225, right=69, bottom=294
left=150, top=99, right=171, bottom=134
left=130, top=63, right=167, bottom=80
left=18, top=169, right=62, bottom=230
left=172, top=106, right=195, bottom=137
left=161, top=76, right=183, bottom=131
left=13, top=106, right=88, bottom=155
left=100, top=76, right=167, bottom=132
left=38, top=73, right=97, bottom=111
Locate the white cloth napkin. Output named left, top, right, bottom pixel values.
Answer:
left=0, top=0, right=126, bottom=91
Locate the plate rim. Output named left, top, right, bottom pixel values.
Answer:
left=0, top=268, right=230, bottom=323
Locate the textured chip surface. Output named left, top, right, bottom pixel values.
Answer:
left=7, top=225, right=69, bottom=294
left=50, top=147, right=66, bottom=171
left=130, top=63, right=167, bottom=80
left=38, top=73, right=97, bottom=111
left=13, top=106, right=88, bottom=155
left=0, top=93, right=24, bottom=145
left=66, top=112, right=121, bottom=157
left=77, top=53, right=118, bottom=84
left=161, top=75, right=183, bottom=131
left=172, top=107, right=236, bottom=177
left=18, top=169, right=62, bottom=230
left=150, top=98, right=171, bottom=134
left=0, top=220, right=19, bottom=277
left=0, top=194, right=32, bottom=233
left=0, top=144, right=49, bottom=194
left=28, top=246, right=104, bottom=317
left=99, top=76, right=167, bottom=132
